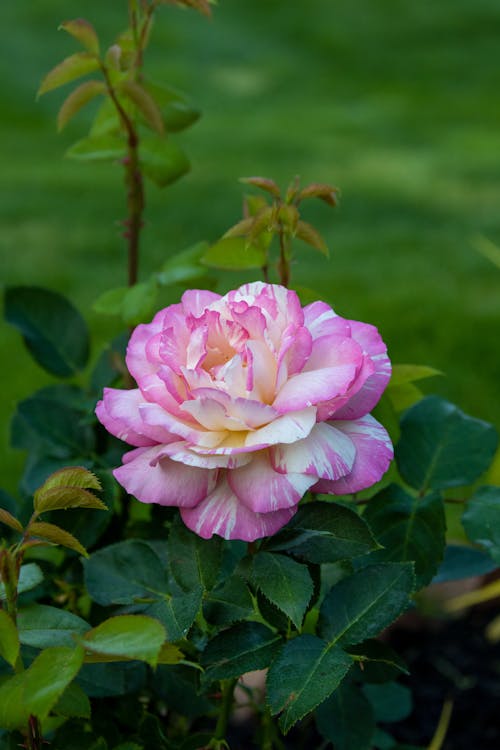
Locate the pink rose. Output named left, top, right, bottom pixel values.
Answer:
left=96, top=282, right=393, bottom=541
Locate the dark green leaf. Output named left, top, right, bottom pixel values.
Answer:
left=53, top=681, right=91, bottom=718
left=5, top=287, right=89, bottom=376
left=347, top=639, right=409, bottom=683
left=90, top=333, right=128, bottom=393
left=462, top=486, right=500, bottom=563
left=267, top=501, right=379, bottom=563
left=17, top=604, right=89, bottom=648
left=396, top=397, right=498, bottom=493
left=201, top=237, right=266, bottom=271
left=143, top=590, right=202, bottom=641
left=0, top=645, right=84, bottom=728
left=12, top=386, right=94, bottom=460
left=152, top=664, right=215, bottom=719
left=140, top=135, right=190, bottom=187
left=84, top=540, right=169, bottom=606
left=168, top=518, right=223, bottom=592
left=363, top=682, right=412, bottom=723
left=0, top=563, right=43, bottom=600
left=77, top=661, right=147, bottom=698
left=82, top=615, right=166, bottom=667
left=0, top=611, right=20, bottom=668
left=203, top=575, right=254, bottom=626
left=363, top=485, right=446, bottom=588
left=251, top=552, right=313, bottom=629
left=144, top=80, right=200, bottom=133
left=433, top=544, right=496, bottom=583
left=93, top=287, right=128, bottom=315
left=316, top=682, right=374, bottom=750
left=201, top=622, right=281, bottom=683
left=318, top=563, right=414, bottom=647
left=266, top=635, right=353, bottom=733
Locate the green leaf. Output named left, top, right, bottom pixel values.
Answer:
left=267, top=501, right=379, bottom=563
left=83, top=540, right=169, bottom=606
left=156, top=241, right=209, bottom=286
left=251, top=552, right=313, bottom=629
left=140, top=135, right=190, bottom=187
left=35, top=487, right=105, bottom=514
left=201, top=622, right=282, bottom=683
left=77, top=661, right=147, bottom=698
left=121, top=280, right=158, bottom=326
left=0, top=563, right=43, bottom=600
left=38, top=52, right=100, bottom=96
left=316, top=682, right=375, bottom=750
left=201, top=237, right=266, bottom=271
left=203, top=575, right=254, bottom=626
left=144, top=80, right=200, bottom=133
left=37, top=466, right=102, bottom=493
left=362, top=682, right=412, bottom=723
left=93, top=286, right=128, bottom=315
left=5, top=286, right=89, bottom=377
left=82, top=615, right=166, bottom=667
left=462, top=486, right=500, bottom=563
left=0, top=610, right=20, bottom=668
left=59, top=19, right=100, bottom=55
left=157, top=643, right=184, bottom=665
left=266, top=635, right=353, bottom=733
left=52, top=681, right=91, bottom=718
left=167, top=518, right=222, bottom=592
left=390, top=364, right=442, bottom=386
left=0, top=645, right=84, bottom=729
left=387, top=382, right=424, bottom=412
left=363, top=485, right=446, bottom=588
left=119, top=80, right=164, bottom=134
left=318, top=563, right=414, bottom=647
left=57, top=80, right=106, bottom=131
left=17, top=604, right=90, bottom=648
left=295, top=220, right=329, bottom=256
left=396, top=396, right=498, bottom=493
left=66, top=133, right=126, bottom=161
left=0, top=508, right=23, bottom=533
left=29, top=521, right=88, bottom=557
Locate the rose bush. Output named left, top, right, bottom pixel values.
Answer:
left=96, top=281, right=393, bottom=540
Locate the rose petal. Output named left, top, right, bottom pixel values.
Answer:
left=180, top=477, right=297, bottom=541
left=246, top=407, right=317, bottom=448
left=114, top=445, right=216, bottom=507
left=181, top=289, right=221, bottom=316
left=228, top=452, right=316, bottom=512
left=96, top=388, right=172, bottom=446
left=314, top=414, right=393, bottom=494
left=332, top=321, right=391, bottom=419
left=273, top=364, right=358, bottom=412
left=139, top=402, right=227, bottom=448
left=271, top=422, right=355, bottom=480
left=158, top=440, right=252, bottom=469
left=303, top=301, right=351, bottom=340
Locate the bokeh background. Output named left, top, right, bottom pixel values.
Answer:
left=2, top=0, right=500, bottom=493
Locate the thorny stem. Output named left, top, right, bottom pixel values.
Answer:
left=214, top=678, right=238, bottom=742
left=277, top=221, right=291, bottom=288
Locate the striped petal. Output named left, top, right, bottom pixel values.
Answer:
left=314, top=415, right=393, bottom=494
left=228, top=452, right=316, bottom=512
left=271, top=422, right=356, bottom=480
left=114, top=445, right=216, bottom=507
left=180, top=477, right=297, bottom=541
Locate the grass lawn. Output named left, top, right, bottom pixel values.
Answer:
left=1, top=0, right=499, bottom=494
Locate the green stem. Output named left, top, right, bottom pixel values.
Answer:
left=214, top=678, right=237, bottom=742
left=277, top=224, right=291, bottom=288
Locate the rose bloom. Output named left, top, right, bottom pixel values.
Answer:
left=96, top=282, right=393, bottom=541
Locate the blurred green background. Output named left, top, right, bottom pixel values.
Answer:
left=1, top=0, right=499, bottom=494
